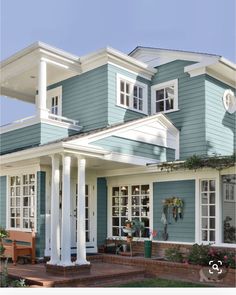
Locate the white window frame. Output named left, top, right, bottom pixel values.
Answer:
left=222, top=175, right=236, bottom=202
left=108, top=182, right=153, bottom=240
left=199, top=179, right=216, bottom=243
left=46, top=86, right=62, bottom=116
left=151, top=79, right=178, bottom=114
left=116, top=74, right=148, bottom=114
left=7, top=173, right=37, bottom=232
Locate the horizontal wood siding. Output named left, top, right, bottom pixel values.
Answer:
left=107, top=64, right=150, bottom=125
left=153, top=180, right=195, bottom=242
left=0, top=124, right=41, bottom=155
left=205, top=75, right=236, bottom=156
left=152, top=60, right=206, bottom=159
left=40, top=123, right=78, bottom=144
left=97, top=177, right=107, bottom=246
left=49, top=65, right=108, bottom=132
left=0, top=176, right=7, bottom=227
left=91, top=135, right=175, bottom=161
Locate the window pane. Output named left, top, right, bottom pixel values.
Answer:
left=139, top=87, right=143, bottom=98
left=112, top=227, right=119, bottom=236
left=126, top=83, right=130, bottom=94
left=23, top=187, right=28, bottom=196
left=132, top=196, right=139, bottom=205
left=120, top=81, right=124, bottom=92
left=209, top=180, right=215, bottom=191
left=133, top=97, right=137, bottom=109
left=23, top=175, right=28, bottom=185
left=166, top=86, right=174, bottom=99
left=23, top=197, right=29, bottom=206
left=120, top=197, right=128, bottom=206
left=120, top=93, right=124, bottom=105
left=201, top=181, right=208, bottom=191
left=209, top=218, right=215, bottom=229
left=201, top=206, right=208, bottom=216
left=16, top=176, right=21, bottom=185
left=120, top=207, right=128, bottom=216
left=112, top=207, right=119, bottom=216
left=141, top=185, right=149, bottom=194
left=165, top=99, right=174, bottom=110
left=201, top=193, right=208, bottom=204
left=210, top=206, right=215, bottom=216
left=209, top=231, right=215, bottom=241
left=209, top=193, right=215, bottom=204
left=112, top=218, right=119, bottom=226
left=139, top=100, right=143, bottom=111
left=132, top=185, right=140, bottom=195
left=131, top=207, right=139, bottom=216
left=112, top=197, right=119, bottom=206
left=141, top=196, right=149, bottom=206
left=134, top=85, right=137, bottom=97
left=202, top=230, right=208, bottom=241
left=126, top=95, right=129, bottom=106
left=112, top=187, right=119, bottom=196
left=10, top=177, right=15, bottom=186
left=156, top=89, right=164, bottom=101
left=121, top=186, right=128, bottom=195
left=156, top=101, right=164, bottom=112
left=202, top=218, right=208, bottom=228
left=142, top=217, right=149, bottom=227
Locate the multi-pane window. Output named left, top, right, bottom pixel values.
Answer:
left=9, top=174, right=35, bottom=230
left=111, top=184, right=150, bottom=238
left=46, top=86, right=62, bottom=116
left=152, top=79, right=178, bottom=114
left=200, top=179, right=216, bottom=242
left=117, top=74, right=147, bottom=113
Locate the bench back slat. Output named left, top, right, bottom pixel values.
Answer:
left=6, top=230, right=35, bottom=244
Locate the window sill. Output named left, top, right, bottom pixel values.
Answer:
left=116, top=104, right=148, bottom=115
left=152, top=108, right=180, bottom=115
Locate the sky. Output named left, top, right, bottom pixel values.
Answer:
left=0, top=0, right=235, bottom=125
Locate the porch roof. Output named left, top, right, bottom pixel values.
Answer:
left=0, top=113, right=179, bottom=169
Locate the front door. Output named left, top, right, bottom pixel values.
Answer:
left=71, top=182, right=95, bottom=253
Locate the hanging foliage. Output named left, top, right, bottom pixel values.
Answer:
left=162, top=197, right=184, bottom=222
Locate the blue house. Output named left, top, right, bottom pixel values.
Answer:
left=0, top=42, right=235, bottom=266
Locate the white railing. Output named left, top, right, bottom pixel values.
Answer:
left=48, top=113, right=80, bottom=126
left=0, top=113, right=82, bottom=134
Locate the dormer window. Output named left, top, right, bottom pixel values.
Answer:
left=117, top=74, right=148, bottom=114
left=223, top=89, right=236, bottom=114
left=151, top=79, right=178, bottom=114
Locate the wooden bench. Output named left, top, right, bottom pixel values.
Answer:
left=3, top=230, right=36, bottom=265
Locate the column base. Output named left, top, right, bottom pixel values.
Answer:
left=45, top=263, right=91, bottom=276
left=47, top=259, right=60, bottom=265
left=75, top=259, right=90, bottom=266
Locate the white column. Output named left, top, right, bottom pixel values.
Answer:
left=47, top=155, right=60, bottom=265
left=75, top=158, right=89, bottom=265
left=60, top=154, right=74, bottom=266
left=37, top=58, right=48, bottom=118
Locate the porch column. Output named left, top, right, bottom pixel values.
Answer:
left=59, top=154, right=74, bottom=266
left=37, top=58, right=48, bottom=118
left=75, top=158, right=90, bottom=265
left=47, top=154, right=60, bottom=265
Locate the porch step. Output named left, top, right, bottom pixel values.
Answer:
left=65, top=269, right=146, bottom=287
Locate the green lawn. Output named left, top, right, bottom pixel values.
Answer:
left=116, top=278, right=212, bottom=288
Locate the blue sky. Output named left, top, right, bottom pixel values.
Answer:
left=0, top=0, right=235, bottom=125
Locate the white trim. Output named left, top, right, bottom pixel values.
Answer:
left=222, top=89, right=236, bottom=114
left=151, top=79, right=179, bottom=114
left=0, top=114, right=81, bottom=134
left=116, top=73, right=148, bottom=115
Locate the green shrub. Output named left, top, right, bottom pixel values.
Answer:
left=165, top=246, right=183, bottom=263
left=187, top=244, right=210, bottom=265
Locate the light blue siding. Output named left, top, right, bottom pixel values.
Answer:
left=152, top=60, right=206, bottom=160
left=0, top=124, right=41, bottom=155
left=49, top=65, right=109, bottom=132
left=36, top=171, right=46, bottom=257
left=107, top=63, right=150, bottom=125
left=91, top=135, right=175, bottom=161
left=0, top=176, right=7, bottom=228
left=0, top=123, right=78, bottom=155
left=97, top=178, right=107, bottom=246
left=153, top=180, right=195, bottom=242
left=205, top=75, right=236, bottom=156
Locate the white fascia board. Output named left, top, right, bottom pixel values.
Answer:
left=219, top=57, right=236, bottom=71
left=70, top=114, right=179, bottom=145
left=80, top=47, right=156, bottom=80
left=184, top=57, right=219, bottom=74
left=1, top=41, right=79, bottom=68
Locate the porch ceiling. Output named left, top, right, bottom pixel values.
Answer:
left=0, top=42, right=81, bottom=103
